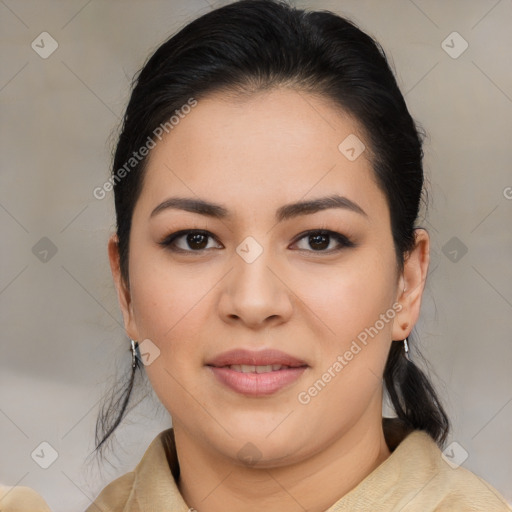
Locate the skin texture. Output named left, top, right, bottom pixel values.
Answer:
left=108, top=87, right=429, bottom=512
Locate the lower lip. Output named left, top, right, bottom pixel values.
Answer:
left=207, top=366, right=307, bottom=396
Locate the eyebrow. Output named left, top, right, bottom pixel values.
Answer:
left=150, top=194, right=367, bottom=222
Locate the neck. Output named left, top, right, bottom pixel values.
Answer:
left=175, top=407, right=392, bottom=512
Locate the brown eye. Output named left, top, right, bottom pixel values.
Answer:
left=186, top=232, right=209, bottom=250
left=308, top=233, right=330, bottom=250
left=159, top=230, right=222, bottom=253
left=293, top=230, right=354, bottom=253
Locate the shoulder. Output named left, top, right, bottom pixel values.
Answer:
left=397, top=430, right=512, bottom=511
left=84, top=471, right=135, bottom=512
left=0, top=485, right=52, bottom=511
left=86, top=428, right=174, bottom=511
left=433, top=468, right=511, bottom=511
left=0, top=474, right=136, bottom=512
left=334, top=424, right=511, bottom=511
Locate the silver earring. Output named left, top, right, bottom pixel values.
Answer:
left=131, top=339, right=139, bottom=369
left=403, top=337, right=410, bottom=361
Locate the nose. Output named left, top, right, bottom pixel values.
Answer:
left=218, top=245, right=293, bottom=329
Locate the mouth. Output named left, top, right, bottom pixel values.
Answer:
left=206, top=349, right=309, bottom=396
left=218, top=364, right=302, bottom=373
left=206, top=348, right=308, bottom=368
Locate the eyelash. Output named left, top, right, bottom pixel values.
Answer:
left=158, top=229, right=355, bottom=255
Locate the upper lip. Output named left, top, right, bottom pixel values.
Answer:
left=206, top=349, right=308, bottom=368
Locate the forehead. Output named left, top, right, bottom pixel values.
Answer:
left=135, top=87, right=387, bottom=222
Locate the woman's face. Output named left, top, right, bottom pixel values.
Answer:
left=111, top=87, right=411, bottom=466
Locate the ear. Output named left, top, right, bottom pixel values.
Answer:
left=392, top=228, right=430, bottom=340
left=108, top=234, right=140, bottom=341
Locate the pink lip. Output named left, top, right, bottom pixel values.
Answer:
left=206, top=349, right=308, bottom=397
left=208, top=366, right=307, bottom=396
left=206, top=348, right=307, bottom=368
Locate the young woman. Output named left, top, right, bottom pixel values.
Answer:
left=1, top=1, right=510, bottom=510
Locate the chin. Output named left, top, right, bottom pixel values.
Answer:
left=208, top=416, right=309, bottom=464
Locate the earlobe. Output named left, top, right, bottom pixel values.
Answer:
left=107, top=234, right=139, bottom=341
left=392, top=229, right=430, bottom=340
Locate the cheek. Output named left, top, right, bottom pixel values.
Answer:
left=291, top=250, right=397, bottom=414
left=295, top=271, right=395, bottom=430
left=292, top=252, right=397, bottom=351
left=129, top=264, right=214, bottom=417
left=129, top=247, right=212, bottom=341
left=127, top=255, right=209, bottom=376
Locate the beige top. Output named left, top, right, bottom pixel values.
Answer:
left=1, top=419, right=510, bottom=511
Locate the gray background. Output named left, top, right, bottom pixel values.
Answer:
left=1, top=0, right=511, bottom=510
